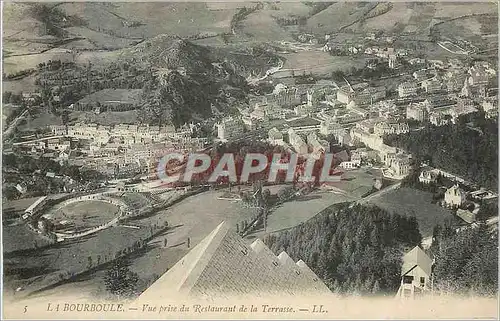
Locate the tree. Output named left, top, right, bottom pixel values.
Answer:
left=61, top=109, right=70, bottom=125
left=104, top=258, right=139, bottom=298
left=372, top=280, right=381, bottom=294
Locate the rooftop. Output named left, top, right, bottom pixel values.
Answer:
left=287, top=117, right=321, bottom=128
left=137, top=222, right=330, bottom=301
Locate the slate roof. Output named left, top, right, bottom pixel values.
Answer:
left=138, top=222, right=331, bottom=301
left=401, top=246, right=433, bottom=276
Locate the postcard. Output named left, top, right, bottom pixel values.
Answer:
left=2, top=1, right=498, bottom=319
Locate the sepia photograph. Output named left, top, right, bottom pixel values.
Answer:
left=1, top=1, right=498, bottom=319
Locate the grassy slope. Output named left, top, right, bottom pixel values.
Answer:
left=366, top=187, right=459, bottom=238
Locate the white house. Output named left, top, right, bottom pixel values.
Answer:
left=396, top=246, right=433, bottom=299
left=419, top=170, right=437, bottom=184
left=398, top=82, right=418, bottom=98
left=217, top=116, right=245, bottom=141
left=268, top=127, right=284, bottom=146
left=444, top=184, right=466, bottom=208
left=339, top=161, right=359, bottom=170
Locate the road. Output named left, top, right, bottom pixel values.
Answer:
left=355, top=182, right=401, bottom=205
left=3, top=109, right=28, bottom=142
left=247, top=59, right=284, bottom=84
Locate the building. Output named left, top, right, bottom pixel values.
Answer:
left=23, top=196, right=48, bottom=220
left=250, top=104, right=268, bottom=120
left=268, top=127, right=284, bottom=146
left=337, top=85, right=386, bottom=106
left=63, top=123, right=178, bottom=145
left=429, top=112, right=450, bottom=126
left=354, top=86, right=386, bottom=105
left=269, top=85, right=301, bottom=107
left=319, top=119, right=343, bottom=136
left=388, top=54, right=397, bottom=69
left=482, top=97, right=498, bottom=118
left=373, top=121, right=409, bottom=136
left=406, top=102, right=429, bottom=122
left=424, top=96, right=456, bottom=110
left=396, top=246, right=433, bottom=299
left=288, top=128, right=308, bottom=154
left=136, top=222, right=331, bottom=301
left=217, top=116, right=244, bottom=141
left=350, top=127, right=386, bottom=151
left=46, top=138, right=71, bottom=151
left=350, top=148, right=367, bottom=166
left=444, top=184, right=466, bottom=208
left=336, top=88, right=355, bottom=104
left=387, top=154, right=411, bottom=177
left=294, top=104, right=313, bottom=117
left=338, top=161, right=359, bottom=170
left=456, top=209, right=476, bottom=224
left=445, top=72, right=468, bottom=92
left=422, top=79, right=442, bottom=93
left=286, top=117, right=321, bottom=133
left=50, top=125, right=68, bottom=136
left=419, top=170, right=438, bottom=184
left=459, top=79, right=471, bottom=98
left=334, top=128, right=352, bottom=146
left=412, top=70, right=430, bottom=82
left=307, top=132, right=329, bottom=157
left=398, top=82, right=418, bottom=98
left=468, top=64, right=492, bottom=86
left=355, top=118, right=379, bottom=134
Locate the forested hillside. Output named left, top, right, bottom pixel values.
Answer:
left=265, top=203, right=422, bottom=295
left=431, top=223, right=498, bottom=296
left=384, top=114, right=498, bottom=191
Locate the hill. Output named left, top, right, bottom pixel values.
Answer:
left=3, top=2, right=238, bottom=55
left=33, top=35, right=281, bottom=128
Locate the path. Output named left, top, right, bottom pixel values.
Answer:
left=356, top=182, right=401, bottom=205
left=3, top=109, right=28, bottom=142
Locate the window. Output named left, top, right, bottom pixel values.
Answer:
left=420, top=277, right=425, bottom=286
left=403, top=275, right=414, bottom=284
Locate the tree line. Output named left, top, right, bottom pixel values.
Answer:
left=265, top=203, right=422, bottom=295
left=430, top=221, right=498, bottom=296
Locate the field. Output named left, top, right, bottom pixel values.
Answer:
left=45, top=200, right=120, bottom=232
left=2, top=76, right=38, bottom=94
left=3, top=49, right=75, bottom=75
left=251, top=168, right=381, bottom=237
left=263, top=191, right=353, bottom=235
left=365, top=187, right=458, bottom=238
left=3, top=1, right=497, bottom=77
left=277, top=51, right=367, bottom=77
left=17, top=111, right=62, bottom=131
left=71, top=110, right=140, bottom=126
left=305, top=2, right=377, bottom=34
left=3, top=225, right=55, bottom=254
left=239, top=9, right=296, bottom=43
left=76, top=89, right=142, bottom=105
